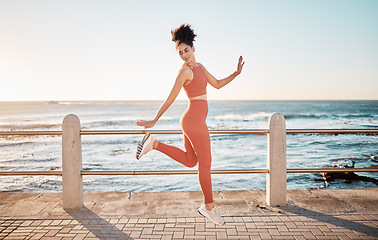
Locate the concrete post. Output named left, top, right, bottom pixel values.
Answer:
left=267, top=112, right=287, bottom=207
left=62, top=114, right=83, bottom=210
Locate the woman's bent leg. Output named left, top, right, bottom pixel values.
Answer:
left=155, top=134, right=198, bottom=168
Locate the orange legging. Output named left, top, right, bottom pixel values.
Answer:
left=156, top=100, right=213, bottom=203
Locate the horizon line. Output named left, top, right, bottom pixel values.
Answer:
left=0, top=99, right=377, bottom=103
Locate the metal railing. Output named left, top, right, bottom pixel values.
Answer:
left=2, top=168, right=377, bottom=176
left=1, top=129, right=377, bottom=176
left=0, top=113, right=377, bottom=209
left=2, top=128, right=376, bottom=136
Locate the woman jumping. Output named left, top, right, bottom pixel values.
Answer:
left=136, top=24, right=244, bottom=225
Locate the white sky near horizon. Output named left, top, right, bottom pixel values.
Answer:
left=0, top=0, right=377, bottom=101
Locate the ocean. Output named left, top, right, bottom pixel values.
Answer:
left=0, top=100, right=377, bottom=193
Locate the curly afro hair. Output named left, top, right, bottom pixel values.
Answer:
left=171, top=24, right=197, bottom=47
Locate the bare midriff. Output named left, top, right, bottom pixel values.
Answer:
left=189, top=94, right=207, bottom=101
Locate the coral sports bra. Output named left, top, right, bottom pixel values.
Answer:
left=183, top=65, right=207, bottom=98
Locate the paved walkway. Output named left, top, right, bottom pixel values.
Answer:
left=1, top=212, right=378, bottom=239
left=1, top=189, right=377, bottom=239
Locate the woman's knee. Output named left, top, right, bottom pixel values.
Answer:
left=187, top=162, right=197, bottom=168
left=185, top=157, right=198, bottom=168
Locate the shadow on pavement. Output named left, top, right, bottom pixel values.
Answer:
left=66, top=207, right=134, bottom=240
left=282, top=204, right=378, bottom=238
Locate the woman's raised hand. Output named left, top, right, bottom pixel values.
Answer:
left=235, top=56, right=245, bottom=75
left=136, top=120, right=155, bottom=129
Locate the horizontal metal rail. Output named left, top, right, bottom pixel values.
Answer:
left=0, top=129, right=269, bottom=136
left=0, top=171, right=62, bottom=176
left=0, top=131, right=62, bottom=136
left=81, top=169, right=269, bottom=175
left=80, top=129, right=270, bottom=135
left=286, top=129, right=378, bottom=134
left=287, top=168, right=378, bottom=173
left=0, top=129, right=377, bottom=136
left=1, top=168, right=377, bottom=176
left=81, top=168, right=378, bottom=175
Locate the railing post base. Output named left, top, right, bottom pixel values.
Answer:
left=62, top=114, right=83, bottom=210
left=267, top=113, right=287, bottom=207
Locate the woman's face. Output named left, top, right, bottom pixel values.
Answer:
left=177, top=43, right=195, bottom=64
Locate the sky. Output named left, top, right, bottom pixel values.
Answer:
left=0, top=0, right=377, bottom=101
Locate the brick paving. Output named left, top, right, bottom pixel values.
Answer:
left=1, top=189, right=377, bottom=239
left=1, top=213, right=377, bottom=240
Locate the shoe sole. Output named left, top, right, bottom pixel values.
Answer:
left=136, top=132, right=151, bottom=160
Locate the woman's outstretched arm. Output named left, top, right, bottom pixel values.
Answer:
left=203, top=56, right=245, bottom=89
left=136, top=67, right=192, bottom=129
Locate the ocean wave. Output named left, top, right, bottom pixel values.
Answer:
left=341, top=121, right=378, bottom=128
left=0, top=142, right=34, bottom=148
left=110, top=148, right=130, bottom=155
left=339, top=113, right=376, bottom=118
left=47, top=101, right=88, bottom=105
left=108, top=116, right=144, bottom=122
left=0, top=123, right=61, bottom=130
left=81, top=116, right=173, bottom=128
left=1, top=157, right=56, bottom=164
left=329, top=158, right=360, bottom=166
left=209, top=112, right=272, bottom=121
left=82, top=120, right=127, bottom=128
left=284, top=114, right=327, bottom=119
left=210, top=111, right=346, bottom=122
left=308, top=141, right=324, bottom=145
left=360, top=124, right=378, bottom=128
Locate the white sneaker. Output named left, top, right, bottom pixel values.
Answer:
left=198, top=204, right=225, bottom=225
left=136, top=133, right=156, bottom=160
